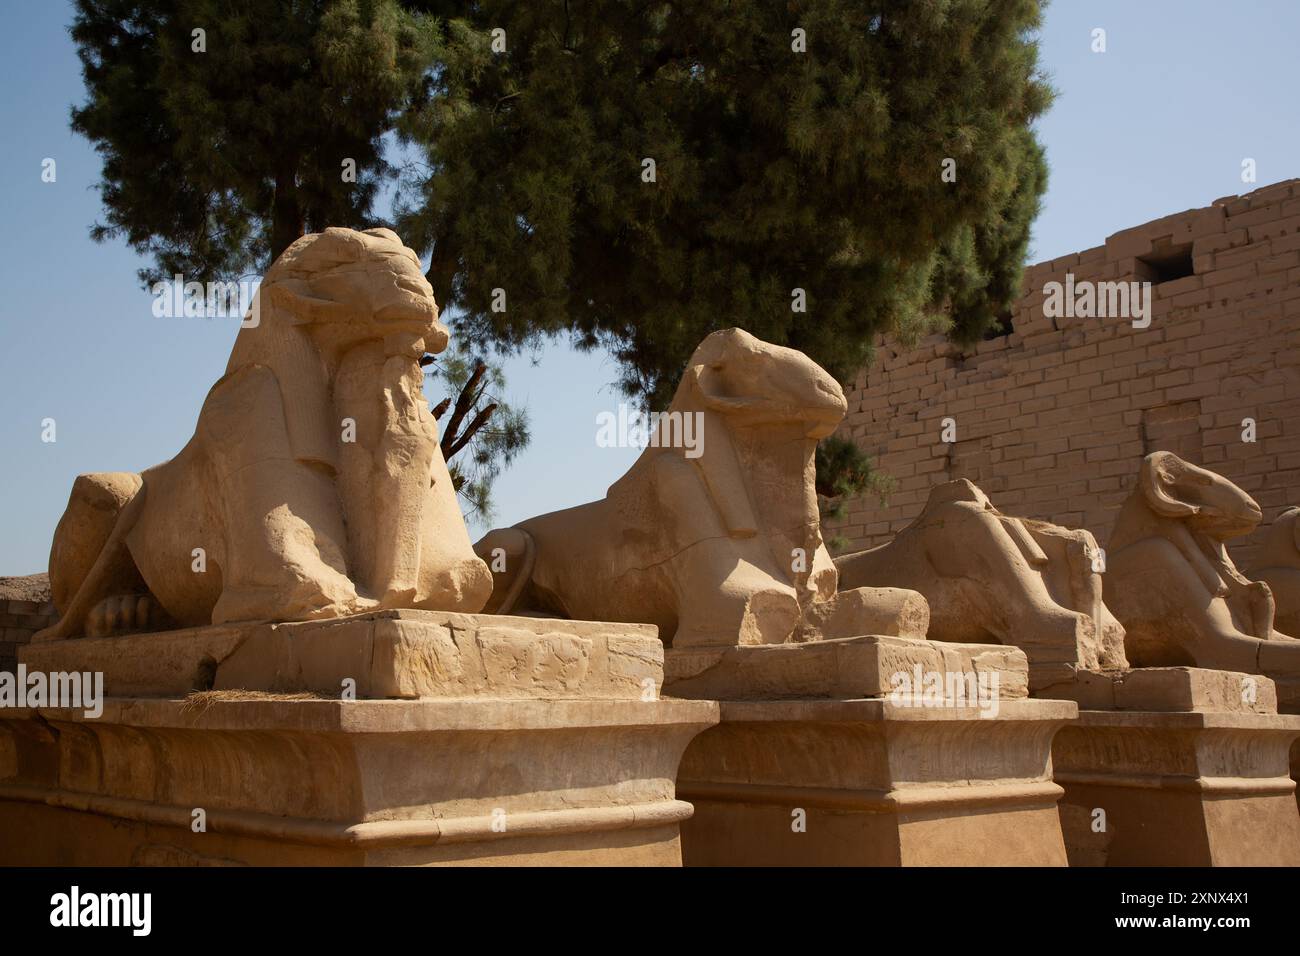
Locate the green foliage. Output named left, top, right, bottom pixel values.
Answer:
left=815, top=435, right=895, bottom=552
left=397, top=0, right=1053, bottom=410
left=70, top=0, right=438, bottom=282
left=935, top=128, right=1048, bottom=347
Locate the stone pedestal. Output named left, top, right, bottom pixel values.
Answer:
left=18, top=608, right=666, bottom=700
left=1278, top=687, right=1300, bottom=813
left=1293, top=739, right=1300, bottom=814
left=0, top=613, right=718, bottom=866
left=1046, top=667, right=1300, bottom=867
left=667, top=635, right=1076, bottom=866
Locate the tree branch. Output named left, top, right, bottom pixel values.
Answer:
left=440, top=359, right=489, bottom=459
left=447, top=403, right=498, bottom=460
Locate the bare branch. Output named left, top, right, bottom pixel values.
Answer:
left=446, top=403, right=498, bottom=461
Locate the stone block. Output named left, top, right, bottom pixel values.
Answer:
left=663, top=634, right=1028, bottom=702
left=20, top=610, right=664, bottom=701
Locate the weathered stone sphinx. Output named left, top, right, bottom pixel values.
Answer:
left=476, top=328, right=848, bottom=648
left=835, top=479, right=1128, bottom=691
left=1039, top=452, right=1300, bottom=866
left=1105, top=451, right=1300, bottom=707
left=464, top=329, right=1077, bottom=865
left=475, top=327, right=945, bottom=697
left=824, top=461, right=1300, bottom=866
left=39, top=227, right=491, bottom=643
left=1247, top=506, right=1300, bottom=638
left=2, top=228, right=719, bottom=867
left=467, top=332, right=995, bottom=698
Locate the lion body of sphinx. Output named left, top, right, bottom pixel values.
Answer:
left=1246, top=506, right=1300, bottom=637
left=834, top=478, right=1128, bottom=689
left=499, top=419, right=835, bottom=648
left=475, top=328, right=858, bottom=649
left=42, top=227, right=492, bottom=641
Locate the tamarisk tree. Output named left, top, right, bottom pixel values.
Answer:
left=71, top=0, right=436, bottom=280
left=397, top=0, right=1051, bottom=515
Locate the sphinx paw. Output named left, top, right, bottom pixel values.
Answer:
left=85, top=593, right=166, bottom=638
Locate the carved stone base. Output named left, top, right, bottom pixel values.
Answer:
left=674, top=697, right=1076, bottom=866
left=665, top=634, right=1028, bottom=701
left=1046, top=667, right=1300, bottom=866
left=0, top=696, right=717, bottom=866
left=18, top=610, right=663, bottom=700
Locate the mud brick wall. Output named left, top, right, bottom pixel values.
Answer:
left=0, top=577, right=56, bottom=673
left=832, top=179, right=1300, bottom=570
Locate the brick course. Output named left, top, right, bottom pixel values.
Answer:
left=0, top=576, right=56, bottom=673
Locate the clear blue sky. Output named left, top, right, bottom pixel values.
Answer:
left=2, top=0, right=1298, bottom=574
